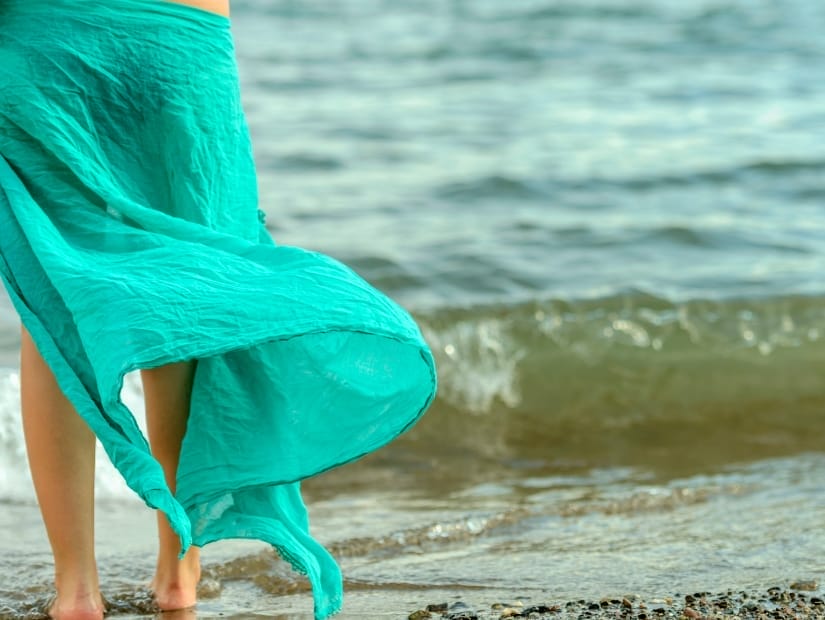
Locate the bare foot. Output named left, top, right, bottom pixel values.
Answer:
left=150, top=547, right=201, bottom=611
left=47, top=591, right=105, bottom=620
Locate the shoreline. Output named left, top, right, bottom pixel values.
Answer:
left=408, top=586, right=825, bottom=620
left=9, top=586, right=825, bottom=620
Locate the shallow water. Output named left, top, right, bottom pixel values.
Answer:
left=3, top=449, right=825, bottom=617
left=2, top=0, right=825, bottom=616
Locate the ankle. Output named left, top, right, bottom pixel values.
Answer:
left=49, top=585, right=105, bottom=620
left=156, top=546, right=200, bottom=576
left=53, top=575, right=102, bottom=602
left=151, top=549, right=200, bottom=611
left=153, top=548, right=200, bottom=588
left=151, top=569, right=200, bottom=611
left=153, top=567, right=201, bottom=591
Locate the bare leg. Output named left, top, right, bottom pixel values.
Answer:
left=20, top=327, right=105, bottom=620
left=141, top=361, right=201, bottom=610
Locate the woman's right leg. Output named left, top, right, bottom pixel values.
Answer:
left=20, top=327, right=104, bottom=620
left=141, top=361, right=201, bottom=610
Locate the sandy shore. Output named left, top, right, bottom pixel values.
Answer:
left=408, top=585, right=825, bottom=620
left=7, top=583, right=825, bottom=619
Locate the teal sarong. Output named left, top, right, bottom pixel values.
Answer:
left=0, top=1, right=436, bottom=617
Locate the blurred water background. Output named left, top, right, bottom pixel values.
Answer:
left=2, top=0, right=825, bottom=616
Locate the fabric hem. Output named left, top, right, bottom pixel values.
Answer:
left=106, top=321, right=435, bottom=544
left=193, top=529, right=344, bottom=619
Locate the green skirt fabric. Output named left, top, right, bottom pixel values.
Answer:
left=0, top=1, right=436, bottom=617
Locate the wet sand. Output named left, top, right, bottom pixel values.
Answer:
left=8, top=586, right=825, bottom=620
left=17, top=589, right=823, bottom=620
left=5, top=453, right=825, bottom=620
left=408, top=586, right=825, bottom=620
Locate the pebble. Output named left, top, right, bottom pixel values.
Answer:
left=492, top=602, right=523, bottom=610
left=791, top=580, right=818, bottom=592
left=523, top=606, right=558, bottom=614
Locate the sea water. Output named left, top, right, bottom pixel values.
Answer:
left=2, top=0, right=825, bottom=616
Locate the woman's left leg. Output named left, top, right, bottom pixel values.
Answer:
left=20, top=327, right=105, bottom=620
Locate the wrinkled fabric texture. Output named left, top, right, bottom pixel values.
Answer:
left=0, top=1, right=436, bottom=617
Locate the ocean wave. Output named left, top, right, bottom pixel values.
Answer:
left=421, top=292, right=825, bottom=412
left=432, top=159, right=825, bottom=203
left=375, top=292, right=825, bottom=479
left=2, top=293, right=825, bottom=503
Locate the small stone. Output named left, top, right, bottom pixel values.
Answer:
left=450, top=602, right=470, bottom=611
left=664, top=597, right=673, bottom=606
left=499, top=608, right=521, bottom=618
left=791, top=580, right=817, bottom=591
left=427, top=603, right=448, bottom=612
left=409, top=612, right=432, bottom=620
left=638, top=614, right=647, bottom=620
left=523, top=606, right=558, bottom=614
left=622, top=599, right=633, bottom=609
left=812, top=598, right=824, bottom=606
left=588, top=603, right=601, bottom=611
left=683, top=608, right=700, bottom=619
left=653, top=608, right=666, bottom=615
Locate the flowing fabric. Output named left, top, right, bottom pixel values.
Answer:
left=0, top=1, right=436, bottom=617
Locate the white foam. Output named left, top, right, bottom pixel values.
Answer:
left=0, top=367, right=145, bottom=504
left=422, top=318, right=524, bottom=414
